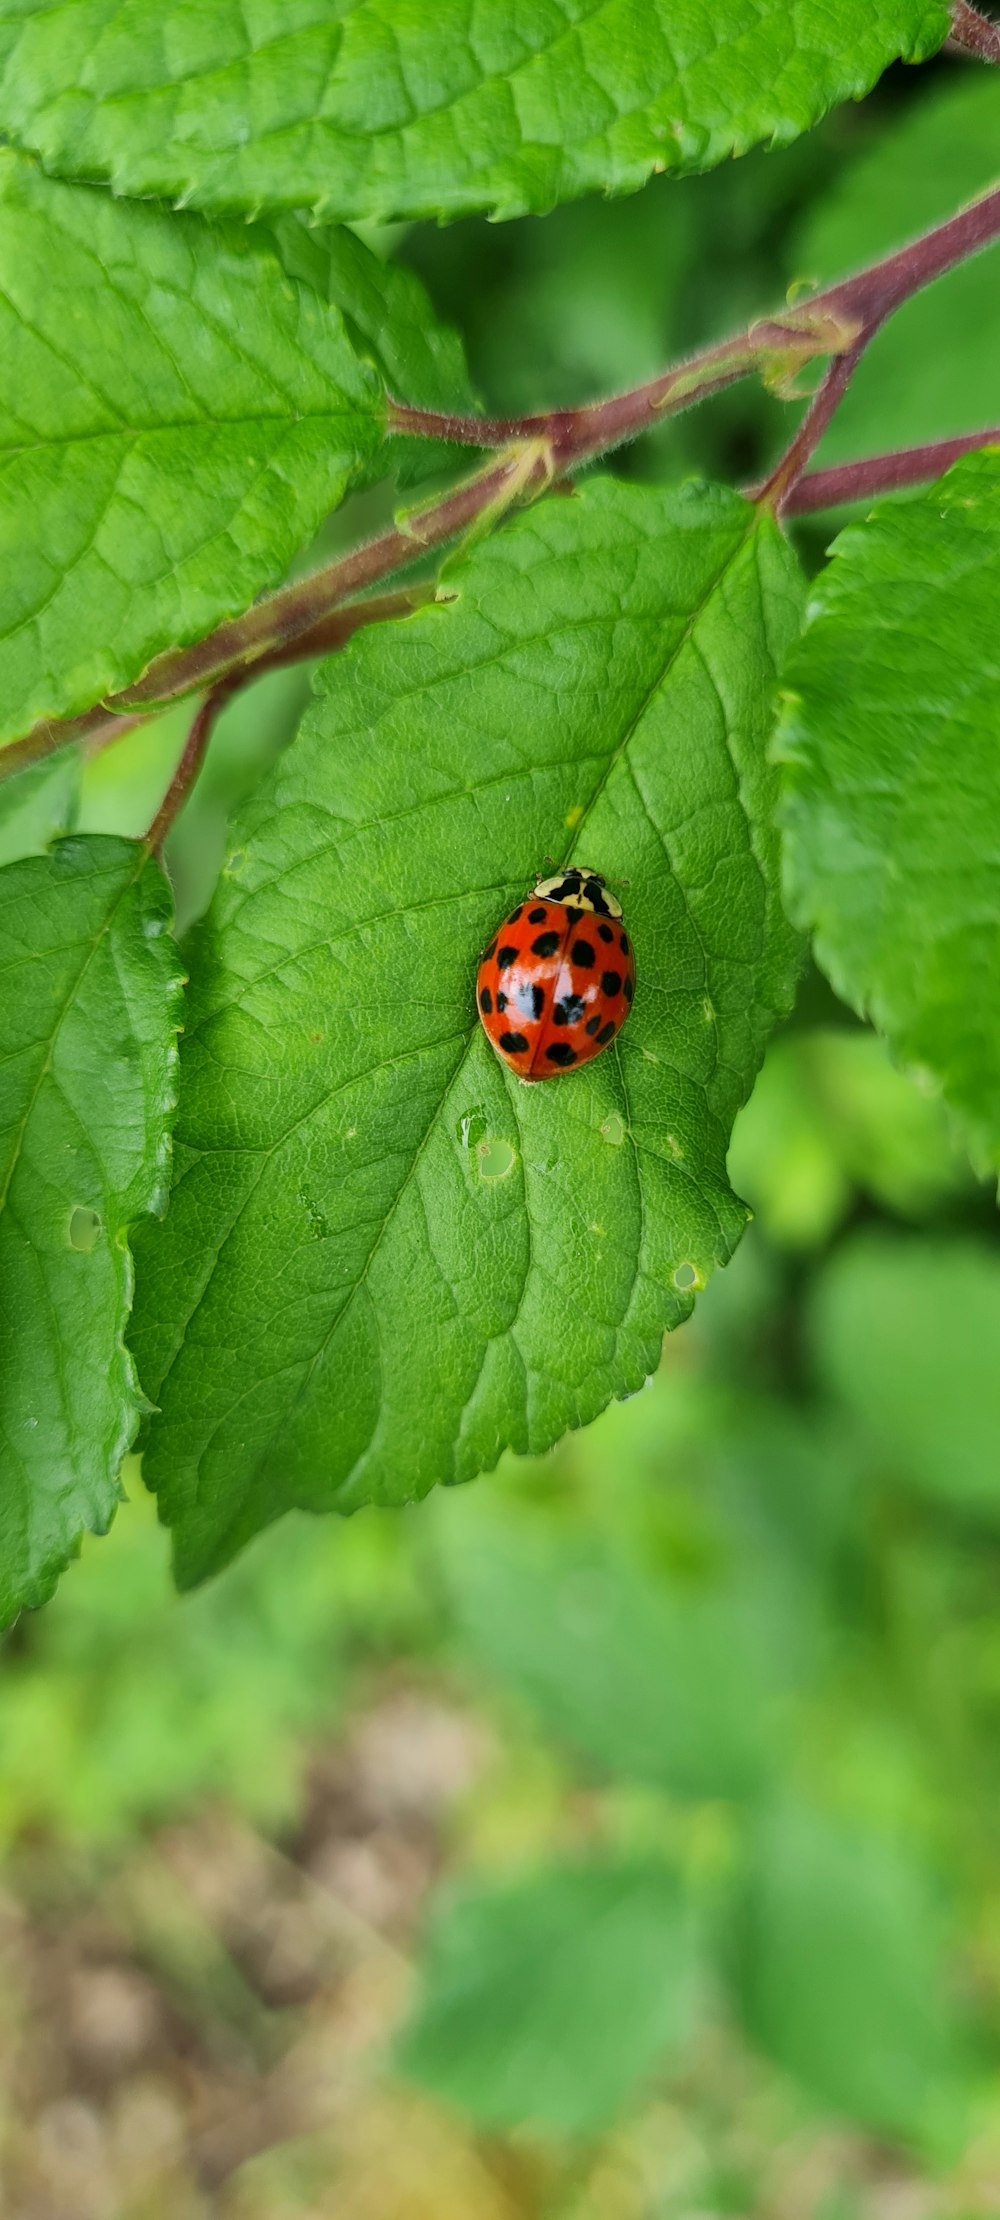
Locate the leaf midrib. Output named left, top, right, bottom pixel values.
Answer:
left=0, top=406, right=377, bottom=462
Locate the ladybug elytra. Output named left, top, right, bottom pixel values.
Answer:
left=476, top=867, right=635, bottom=1082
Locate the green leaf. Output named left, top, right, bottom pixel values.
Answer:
left=0, top=836, right=183, bottom=1621
left=811, top=1232, right=1000, bottom=1519
left=0, top=150, right=383, bottom=745
left=0, top=750, right=80, bottom=867
left=777, top=449, right=1000, bottom=1171
left=398, top=1856, right=701, bottom=2137
left=433, top=1501, right=797, bottom=1801
left=733, top=1804, right=964, bottom=2149
left=132, top=476, right=803, bottom=1588
left=792, top=72, right=1000, bottom=478
left=269, top=216, right=477, bottom=486
left=0, top=0, right=948, bottom=224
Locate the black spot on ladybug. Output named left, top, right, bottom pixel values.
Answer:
left=507, top=906, right=523, bottom=925
left=479, top=986, right=493, bottom=1014
left=598, top=922, right=614, bottom=943
left=585, top=1014, right=602, bottom=1036
left=620, top=932, right=630, bottom=954
left=496, top=991, right=508, bottom=1012
left=484, top=939, right=497, bottom=960
left=553, top=994, right=585, bottom=1026
left=596, top=1020, right=616, bottom=1045
left=601, top=970, right=622, bottom=997
left=499, top=1030, right=529, bottom=1054
left=517, top=982, right=545, bottom=1020
left=532, top=931, right=560, bottom=957
left=588, top=882, right=613, bottom=916
left=496, top=944, right=519, bottom=970
left=571, top=938, right=595, bottom=968
left=528, top=906, right=548, bottom=924
left=546, top=1042, right=577, bottom=1066
left=623, top=974, right=634, bottom=1003
left=565, top=906, right=583, bottom=926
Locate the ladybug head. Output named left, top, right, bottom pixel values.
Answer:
left=531, top=865, right=623, bottom=919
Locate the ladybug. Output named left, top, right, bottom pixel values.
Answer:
left=476, top=867, right=635, bottom=1081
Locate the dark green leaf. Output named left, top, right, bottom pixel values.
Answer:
left=398, top=1856, right=701, bottom=2137
left=0, top=837, right=183, bottom=1620
left=0, top=151, right=383, bottom=744
left=812, top=1232, right=1000, bottom=1517
left=733, top=1804, right=964, bottom=2149
left=132, top=477, right=803, bottom=1587
left=0, top=0, right=948, bottom=224
left=778, top=450, right=1000, bottom=1170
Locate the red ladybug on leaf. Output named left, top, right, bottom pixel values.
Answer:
left=476, top=867, right=635, bottom=1081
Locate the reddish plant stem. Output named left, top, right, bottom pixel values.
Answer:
left=782, top=427, right=1000, bottom=514
left=140, top=587, right=435, bottom=843
left=384, top=318, right=828, bottom=459
left=6, top=181, right=1000, bottom=783
left=0, top=705, right=149, bottom=778
left=115, top=450, right=547, bottom=710
left=830, top=183, right=1000, bottom=321
left=248, top=584, right=436, bottom=674
left=145, top=685, right=235, bottom=854
left=755, top=339, right=871, bottom=510
left=387, top=187, right=1000, bottom=453
left=950, top=0, right=1000, bottom=60
left=0, top=325, right=863, bottom=783
left=14, top=588, right=435, bottom=778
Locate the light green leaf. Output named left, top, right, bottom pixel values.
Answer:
left=132, top=476, right=803, bottom=1588
left=778, top=449, right=1000, bottom=1171
left=811, top=1232, right=1000, bottom=1518
left=0, top=836, right=183, bottom=1622
left=0, top=749, right=80, bottom=867
left=733, top=1804, right=964, bottom=2149
left=398, top=1856, right=701, bottom=2137
left=0, top=150, right=383, bottom=745
left=792, top=72, right=1000, bottom=478
left=0, top=0, right=948, bottom=224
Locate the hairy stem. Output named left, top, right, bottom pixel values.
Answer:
left=7, top=587, right=437, bottom=779
left=7, top=183, right=1000, bottom=780
left=756, top=340, right=871, bottom=509
left=120, top=453, right=542, bottom=713
left=781, top=428, right=1000, bottom=515
left=145, top=686, right=234, bottom=854
left=950, top=1, right=1000, bottom=60
left=138, top=586, right=436, bottom=845
left=385, top=313, right=843, bottom=459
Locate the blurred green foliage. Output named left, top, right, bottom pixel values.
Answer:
left=3, top=43, right=1000, bottom=2204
